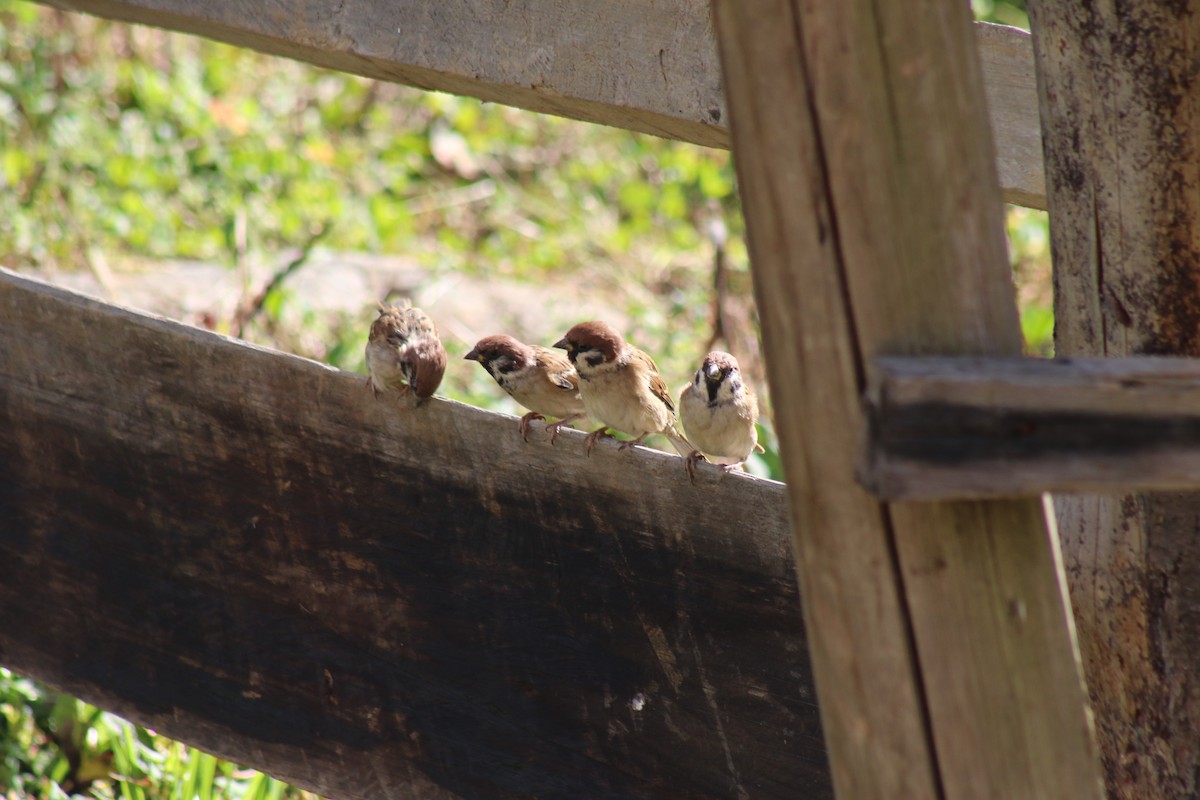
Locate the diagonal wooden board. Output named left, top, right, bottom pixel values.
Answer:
left=39, top=0, right=1045, bottom=209
left=712, top=0, right=1101, bottom=798
left=0, top=268, right=830, bottom=799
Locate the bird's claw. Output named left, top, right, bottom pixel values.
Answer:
left=617, top=434, right=649, bottom=452
left=685, top=451, right=708, bottom=484
left=545, top=420, right=567, bottom=445
left=584, top=428, right=612, bottom=457
left=518, top=412, right=546, bottom=442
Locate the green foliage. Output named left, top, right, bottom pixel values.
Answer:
left=0, top=669, right=312, bottom=799
left=0, top=4, right=741, bottom=282
left=1007, top=206, right=1054, bottom=356
left=973, top=0, right=1029, bottom=29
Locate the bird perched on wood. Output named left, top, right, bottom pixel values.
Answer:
left=364, top=300, right=447, bottom=405
left=553, top=321, right=692, bottom=458
left=679, top=351, right=763, bottom=480
left=465, top=334, right=587, bottom=443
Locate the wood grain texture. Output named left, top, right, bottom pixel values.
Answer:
left=1029, top=1, right=1200, bottom=796
left=711, top=1, right=938, bottom=797
left=0, top=268, right=831, bottom=800
left=977, top=23, right=1046, bottom=210
left=864, top=356, right=1200, bottom=499
left=38, top=0, right=1045, bottom=208
left=713, top=0, right=1100, bottom=798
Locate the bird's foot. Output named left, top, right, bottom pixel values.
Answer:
left=617, top=433, right=650, bottom=452
left=545, top=413, right=585, bottom=445
left=584, top=428, right=613, bottom=456
left=518, top=412, right=546, bottom=442
left=684, top=450, right=708, bottom=484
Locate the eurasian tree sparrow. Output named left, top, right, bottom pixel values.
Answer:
left=465, top=334, right=587, bottom=443
left=679, top=351, right=763, bottom=478
left=553, top=321, right=691, bottom=458
left=364, top=300, right=447, bottom=405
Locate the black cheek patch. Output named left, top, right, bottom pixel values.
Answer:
left=585, top=354, right=604, bottom=368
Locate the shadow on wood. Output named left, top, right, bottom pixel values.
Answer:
left=0, top=269, right=829, bottom=799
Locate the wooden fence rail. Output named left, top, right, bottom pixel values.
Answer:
left=0, top=269, right=830, bottom=800
left=42, top=0, right=1046, bottom=209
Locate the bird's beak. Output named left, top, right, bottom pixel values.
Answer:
left=553, top=337, right=569, bottom=350
left=704, top=363, right=723, bottom=382
left=464, top=348, right=481, bottom=362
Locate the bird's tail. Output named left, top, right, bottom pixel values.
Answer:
left=665, top=425, right=696, bottom=459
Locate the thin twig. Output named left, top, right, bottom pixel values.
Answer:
left=233, top=222, right=332, bottom=337
left=704, top=215, right=729, bottom=354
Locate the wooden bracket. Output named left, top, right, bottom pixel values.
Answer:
left=864, top=356, right=1200, bottom=500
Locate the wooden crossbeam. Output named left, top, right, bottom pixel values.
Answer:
left=0, top=268, right=831, bottom=800
left=864, top=356, right=1200, bottom=499
left=40, top=0, right=1046, bottom=209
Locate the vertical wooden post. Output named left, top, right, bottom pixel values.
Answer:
left=712, top=1, right=1103, bottom=798
left=1029, top=3, right=1200, bottom=797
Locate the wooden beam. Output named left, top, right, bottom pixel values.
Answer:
left=1029, top=1, right=1200, bottom=796
left=0, top=268, right=832, bottom=800
left=713, top=1, right=1100, bottom=799
left=38, top=0, right=1046, bottom=209
left=863, top=356, right=1200, bottom=500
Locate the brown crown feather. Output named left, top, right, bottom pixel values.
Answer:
left=558, top=320, right=624, bottom=361
left=465, top=334, right=534, bottom=368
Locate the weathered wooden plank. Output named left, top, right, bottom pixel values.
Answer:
left=713, top=1, right=1100, bottom=799
left=977, top=22, right=1046, bottom=210
left=0, top=268, right=831, bottom=800
left=1029, top=1, right=1200, bottom=796
left=38, top=0, right=1046, bottom=209
left=863, top=356, right=1200, bottom=500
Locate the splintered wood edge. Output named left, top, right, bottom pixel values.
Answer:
left=40, top=0, right=1045, bottom=209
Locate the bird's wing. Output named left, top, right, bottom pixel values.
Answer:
left=405, top=337, right=448, bottom=399
left=534, top=346, right=580, bottom=392
left=636, top=349, right=676, bottom=415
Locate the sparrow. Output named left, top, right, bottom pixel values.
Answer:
left=553, top=321, right=691, bottom=458
left=465, top=334, right=587, bottom=443
left=364, top=300, right=447, bottom=404
left=678, top=351, right=764, bottom=479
